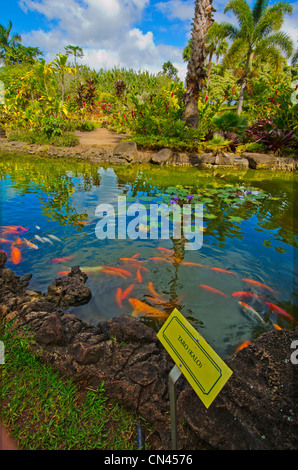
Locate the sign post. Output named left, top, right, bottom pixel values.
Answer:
left=157, top=308, right=233, bottom=449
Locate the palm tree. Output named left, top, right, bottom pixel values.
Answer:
left=182, top=0, right=216, bottom=129
left=292, top=48, right=298, bottom=65
left=64, top=45, right=84, bottom=86
left=221, top=0, right=294, bottom=114
left=0, top=21, right=22, bottom=65
left=205, top=22, right=229, bottom=94
left=51, top=53, right=75, bottom=104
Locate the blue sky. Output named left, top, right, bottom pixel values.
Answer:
left=1, top=0, right=297, bottom=80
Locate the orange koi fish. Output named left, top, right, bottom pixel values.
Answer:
left=210, top=267, right=236, bottom=275
left=130, top=253, right=140, bottom=259
left=181, top=261, right=206, bottom=267
left=242, top=278, right=278, bottom=294
left=157, top=247, right=175, bottom=255
left=232, top=291, right=264, bottom=302
left=121, top=284, right=135, bottom=300
left=11, top=245, right=22, bottom=265
left=57, top=271, right=71, bottom=276
left=116, top=288, right=123, bottom=309
left=136, top=268, right=142, bottom=283
left=102, top=266, right=132, bottom=277
left=265, top=302, right=297, bottom=324
left=129, top=298, right=169, bottom=320
left=51, top=256, right=75, bottom=263
left=200, top=284, right=229, bottom=298
left=150, top=257, right=171, bottom=263
left=148, top=281, right=162, bottom=298
left=2, top=225, right=28, bottom=232
left=234, top=340, right=251, bottom=355
left=130, top=263, right=149, bottom=272
left=0, top=238, right=13, bottom=244
left=120, top=257, right=143, bottom=264
left=273, top=323, right=282, bottom=330
left=102, top=269, right=127, bottom=278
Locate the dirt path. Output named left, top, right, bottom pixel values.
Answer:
left=75, top=127, right=129, bottom=149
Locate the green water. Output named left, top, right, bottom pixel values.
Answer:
left=0, top=151, right=297, bottom=358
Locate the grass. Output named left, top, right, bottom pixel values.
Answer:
left=0, top=322, right=151, bottom=450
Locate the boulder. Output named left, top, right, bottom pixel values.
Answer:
left=242, top=152, right=276, bottom=169
left=112, top=141, right=139, bottom=163
left=150, top=148, right=174, bottom=165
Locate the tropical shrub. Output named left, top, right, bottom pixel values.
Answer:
left=246, top=119, right=297, bottom=155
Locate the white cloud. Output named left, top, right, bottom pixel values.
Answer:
left=19, top=0, right=186, bottom=78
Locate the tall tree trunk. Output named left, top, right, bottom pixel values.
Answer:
left=236, top=77, right=247, bottom=115
left=236, top=49, right=253, bottom=115
left=205, top=47, right=214, bottom=97
left=182, top=0, right=215, bottom=129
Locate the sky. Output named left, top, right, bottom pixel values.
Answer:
left=1, top=0, right=297, bottom=81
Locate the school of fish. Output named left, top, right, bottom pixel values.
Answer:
left=1, top=223, right=296, bottom=357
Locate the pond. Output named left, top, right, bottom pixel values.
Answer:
left=1, top=151, right=297, bottom=359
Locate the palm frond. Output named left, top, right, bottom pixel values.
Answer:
left=292, top=48, right=298, bottom=65
left=218, top=21, right=240, bottom=41
left=223, top=37, right=248, bottom=68
left=252, top=0, right=269, bottom=24
left=254, top=31, right=294, bottom=58
left=224, top=0, right=254, bottom=37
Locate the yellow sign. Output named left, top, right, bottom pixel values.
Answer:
left=157, top=309, right=233, bottom=408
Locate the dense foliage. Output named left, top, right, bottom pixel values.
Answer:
left=0, top=11, right=297, bottom=154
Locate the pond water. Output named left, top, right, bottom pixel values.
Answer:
left=1, top=151, right=297, bottom=359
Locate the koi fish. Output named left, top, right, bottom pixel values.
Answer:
left=0, top=238, right=13, bottom=244
left=265, top=302, right=297, bottom=324
left=102, top=266, right=132, bottom=277
left=14, top=236, right=23, bottom=245
left=42, top=237, right=53, bottom=245
left=232, top=291, right=264, bottom=302
left=116, top=288, right=123, bottom=309
left=148, top=281, right=162, bottom=298
left=80, top=266, right=104, bottom=274
left=24, top=238, right=38, bottom=249
left=120, top=257, right=144, bottom=264
left=57, top=271, right=71, bottom=276
left=35, top=225, right=40, bottom=230
left=273, top=323, right=282, bottom=330
left=48, top=235, right=62, bottom=242
left=136, top=268, right=142, bottom=283
left=210, top=267, right=236, bottom=275
left=239, top=302, right=266, bottom=325
left=102, top=269, right=127, bottom=278
left=35, top=235, right=45, bottom=243
left=181, top=262, right=206, bottom=267
left=131, top=263, right=150, bottom=272
left=51, top=256, right=75, bottom=263
left=234, top=340, right=251, bottom=354
left=2, top=225, right=28, bottom=232
left=157, top=247, right=175, bottom=255
left=199, top=284, right=229, bottom=298
left=129, top=298, right=169, bottom=320
left=11, top=245, right=22, bottom=264
left=150, top=257, right=171, bottom=263
left=121, top=284, right=135, bottom=300
left=242, top=278, right=278, bottom=294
